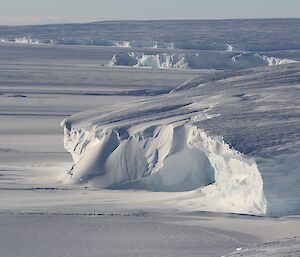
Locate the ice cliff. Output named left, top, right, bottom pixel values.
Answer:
left=62, top=63, right=300, bottom=216
left=108, top=52, right=297, bottom=70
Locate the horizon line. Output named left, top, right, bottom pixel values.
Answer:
left=1, top=17, right=300, bottom=27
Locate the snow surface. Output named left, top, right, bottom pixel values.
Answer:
left=224, top=237, right=300, bottom=257
left=1, top=20, right=300, bottom=257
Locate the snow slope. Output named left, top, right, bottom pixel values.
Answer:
left=224, top=237, right=300, bottom=257
left=62, top=63, right=300, bottom=216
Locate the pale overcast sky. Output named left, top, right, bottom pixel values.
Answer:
left=0, top=0, right=299, bottom=25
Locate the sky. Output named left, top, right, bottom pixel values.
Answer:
left=0, top=0, right=299, bottom=25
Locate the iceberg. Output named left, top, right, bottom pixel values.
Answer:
left=62, top=63, right=300, bottom=216
left=108, top=52, right=297, bottom=70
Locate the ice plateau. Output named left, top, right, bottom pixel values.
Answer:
left=62, top=63, right=300, bottom=217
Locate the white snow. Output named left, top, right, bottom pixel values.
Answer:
left=0, top=37, right=176, bottom=49
left=226, top=44, right=234, bottom=52
left=262, top=55, right=298, bottom=65
left=1, top=20, right=300, bottom=257
left=223, top=237, right=300, bottom=257
left=13, top=36, right=39, bottom=44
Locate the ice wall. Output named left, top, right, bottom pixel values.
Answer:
left=63, top=122, right=266, bottom=215
left=108, top=52, right=297, bottom=70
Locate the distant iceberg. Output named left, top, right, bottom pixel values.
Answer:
left=108, top=51, right=297, bottom=70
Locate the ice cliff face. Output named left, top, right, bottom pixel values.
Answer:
left=63, top=123, right=266, bottom=215
left=108, top=52, right=297, bottom=70
left=62, top=63, right=300, bottom=216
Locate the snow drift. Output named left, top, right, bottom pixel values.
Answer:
left=108, top=52, right=297, bottom=70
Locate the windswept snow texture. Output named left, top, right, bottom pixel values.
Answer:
left=63, top=63, right=300, bottom=216
left=224, top=237, right=300, bottom=257
left=109, top=52, right=297, bottom=70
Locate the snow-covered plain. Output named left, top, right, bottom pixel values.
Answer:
left=0, top=20, right=300, bottom=256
